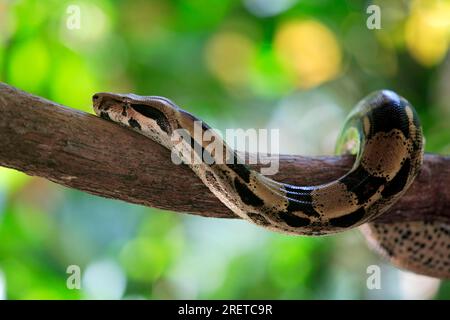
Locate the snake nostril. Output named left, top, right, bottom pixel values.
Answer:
left=93, top=94, right=99, bottom=101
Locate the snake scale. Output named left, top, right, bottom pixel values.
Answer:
left=93, top=90, right=450, bottom=279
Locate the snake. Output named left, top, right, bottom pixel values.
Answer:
left=92, top=90, right=450, bottom=279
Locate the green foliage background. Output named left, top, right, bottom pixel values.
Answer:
left=0, top=0, right=450, bottom=299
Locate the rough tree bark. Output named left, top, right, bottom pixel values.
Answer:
left=0, top=82, right=449, bottom=224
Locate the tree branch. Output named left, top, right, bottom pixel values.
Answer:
left=0, top=82, right=449, bottom=224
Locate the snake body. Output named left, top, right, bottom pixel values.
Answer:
left=93, top=90, right=450, bottom=278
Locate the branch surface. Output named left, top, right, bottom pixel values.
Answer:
left=1, top=82, right=449, bottom=224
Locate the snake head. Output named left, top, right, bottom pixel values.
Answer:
left=93, top=92, right=180, bottom=139
left=92, top=92, right=129, bottom=120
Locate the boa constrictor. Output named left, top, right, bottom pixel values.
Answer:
left=93, top=90, right=450, bottom=279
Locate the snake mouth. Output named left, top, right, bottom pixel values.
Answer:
left=92, top=93, right=105, bottom=114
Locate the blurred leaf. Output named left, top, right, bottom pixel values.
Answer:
left=0, top=168, right=30, bottom=195
left=12, top=0, right=48, bottom=35
left=49, top=48, right=99, bottom=111
left=7, top=38, right=50, bottom=93
left=175, top=0, right=233, bottom=31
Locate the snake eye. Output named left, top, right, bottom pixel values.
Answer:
left=93, top=94, right=102, bottom=110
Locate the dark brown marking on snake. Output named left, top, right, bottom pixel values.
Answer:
left=381, top=158, right=411, bottom=198
left=277, top=211, right=310, bottom=227
left=99, top=97, right=121, bottom=111
left=286, top=200, right=320, bottom=218
left=340, top=166, right=385, bottom=205
left=411, top=112, right=423, bottom=152
left=284, top=186, right=320, bottom=217
left=100, top=111, right=111, bottom=121
left=227, top=163, right=251, bottom=183
left=202, top=122, right=212, bottom=132
left=368, top=101, right=409, bottom=139
left=412, top=107, right=421, bottom=134
left=383, top=245, right=394, bottom=257
left=132, top=104, right=172, bottom=134
left=329, top=207, right=366, bottom=228
left=128, top=118, right=141, bottom=130
left=247, top=212, right=270, bottom=226
left=122, top=106, right=127, bottom=116
left=189, top=134, right=215, bottom=164
left=234, top=177, right=264, bottom=207
left=230, top=151, right=245, bottom=165
left=205, top=171, right=216, bottom=182
left=204, top=171, right=222, bottom=193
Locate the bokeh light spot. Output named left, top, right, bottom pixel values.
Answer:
left=274, top=20, right=342, bottom=89
left=176, top=0, right=231, bottom=30
left=249, top=47, right=295, bottom=98
left=7, top=39, right=50, bottom=93
left=120, top=238, right=169, bottom=282
left=205, top=32, right=256, bottom=88
left=83, top=260, right=126, bottom=299
left=405, top=0, right=450, bottom=67
left=50, top=53, right=98, bottom=112
left=59, top=2, right=111, bottom=51
left=0, top=168, right=30, bottom=194
left=0, top=269, right=5, bottom=300
left=244, top=0, right=298, bottom=17
left=268, top=238, right=314, bottom=290
left=121, top=0, right=173, bottom=41
left=0, top=1, right=16, bottom=45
